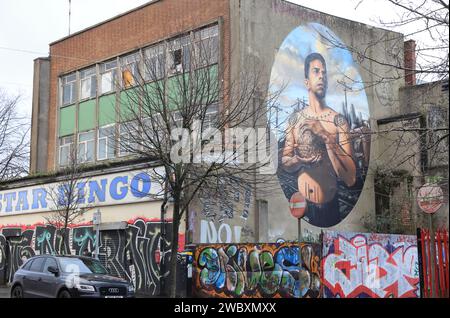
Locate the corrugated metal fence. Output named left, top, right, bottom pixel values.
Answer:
left=418, top=228, right=449, bottom=298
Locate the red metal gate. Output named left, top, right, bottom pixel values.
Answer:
left=419, top=228, right=449, bottom=298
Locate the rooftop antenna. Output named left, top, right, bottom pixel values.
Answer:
left=68, top=0, right=72, bottom=35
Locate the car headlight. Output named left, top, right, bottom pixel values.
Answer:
left=76, top=284, right=96, bottom=292
left=128, top=284, right=135, bottom=293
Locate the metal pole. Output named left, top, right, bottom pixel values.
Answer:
left=298, top=218, right=302, bottom=243
left=298, top=218, right=302, bottom=272
left=429, top=213, right=437, bottom=297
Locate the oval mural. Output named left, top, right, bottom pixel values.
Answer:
left=269, top=23, right=371, bottom=228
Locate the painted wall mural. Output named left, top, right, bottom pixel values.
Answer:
left=0, top=218, right=185, bottom=295
left=191, top=177, right=254, bottom=244
left=193, top=243, right=322, bottom=298
left=269, top=23, right=371, bottom=228
left=322, top=231, right=420, bottom=298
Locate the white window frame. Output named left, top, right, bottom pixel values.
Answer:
left=80, top=67, right=97, bottom=100
left=77, top=130, right=95, bottom=163
left=61, top=73, right=77, bottom=106
left=100, top=59, right=118, bottom=95
left=59, top=135, right=74, bottom=167
left=121, top=52, right=141, bottom=88
left=97, top=124, right=116, bottom=161
left=195, top=24, right=219, bottom=67
left=119, top=121, right=139, bottom=157
left=144, top=43, right=165, bottom=81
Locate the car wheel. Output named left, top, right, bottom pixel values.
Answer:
left=11, top=285, right=24, bottom=298
left=58, top=290, right=72, bottom=298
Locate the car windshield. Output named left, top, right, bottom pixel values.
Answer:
left=58, top=257, right=108, bottom=275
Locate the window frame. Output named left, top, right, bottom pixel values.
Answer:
left=59, top=135, right=74, bottom=167
left=61, top=73, right=78, bottom=106
left=97, top=124, right=116, bottom=161
left=100, top=59, right=118, bottom=95
left=77, top=130, right=96, bottom=163
left=80, top=67, right=97, bottom=100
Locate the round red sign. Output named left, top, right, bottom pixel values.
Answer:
left=417, top=183, right=444, bottom=214
left=290, top=192, right=307, bottom=219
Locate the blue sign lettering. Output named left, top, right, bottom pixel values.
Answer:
left=89, top=179, right=108, bottom=203
left=110, top=176, right=128, bottom=200
left=4, top=192, right=16, bottom=213
left=32, top=188, right=48, bottom=210
left=15, top=191, right=29, bottom=211
left=130, top=173, right=151, bottom=198
left=77, top=182, right=87, bottom=204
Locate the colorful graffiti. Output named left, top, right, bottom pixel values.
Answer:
left=0, top=218, right=185, bottom=295
left=269, top=23, right=371, bottom=228
left=322, top=231, right=420, bottom=298
left=193, top=243, right=321, bottom=298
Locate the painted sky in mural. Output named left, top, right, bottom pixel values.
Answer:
left=269, top=23, right=371, bottom=228
left=270, top=23, right=370, bottom=132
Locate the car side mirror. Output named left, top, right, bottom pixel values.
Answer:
left=48, top=266, right=59, bottom=276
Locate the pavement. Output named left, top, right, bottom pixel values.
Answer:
left=0, top=286, right=10, bottom=298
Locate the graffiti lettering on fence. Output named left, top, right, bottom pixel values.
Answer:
left=193, top=243, right=321, bottom=298
left=322, top=232, right=420, bottom=298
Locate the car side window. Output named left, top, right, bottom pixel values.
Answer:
left=29, top=257, right=46, bottom=272
left=22, top=259, right=33, bottom=271
left=43, top=258, right=58, bottom=274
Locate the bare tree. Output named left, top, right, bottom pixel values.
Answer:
left=115, top=27, right=281, bottom=297
left=0, top=89, right=30, bottom=181
left=44, top=152, right=92, bottom=255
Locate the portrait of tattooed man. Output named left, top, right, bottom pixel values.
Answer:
left=281, top=53, right=359, bottom=227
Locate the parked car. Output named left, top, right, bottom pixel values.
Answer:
left=10, top=255, right=135, bottom=298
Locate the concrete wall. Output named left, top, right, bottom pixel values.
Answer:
left=30, top=58, right=50, bottom=174
left=227, top=0, right=405, bottom=240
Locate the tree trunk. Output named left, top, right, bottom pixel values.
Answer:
left=168, top=196, right=181, bottom=298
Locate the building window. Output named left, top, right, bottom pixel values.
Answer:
left=203, top=104, right=219, bottom=128
left=121, top=52, right=140, bottom=88
left=59, top=135, right=74, bottom=166
left=78, top=131, right=95, bottom=163
left=119, top=121, right=139, bottom=157
left=98, top=125, right=116, bottom=160
left=168, top=38, right=184, bottom=75
left=100, top=60, right=118, bottom=95
left=62, top=73, right=77, bottom=106
left=144, top=43, right=165, bottom=81
left=80, top=67, right=97, bottom=100
left=195, top=25, right=219, bottom=66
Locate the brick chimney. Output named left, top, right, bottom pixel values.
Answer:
left=404, top=40, right=416, bottom=86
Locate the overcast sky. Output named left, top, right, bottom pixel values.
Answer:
left=0, top=0, right=418, bottom=118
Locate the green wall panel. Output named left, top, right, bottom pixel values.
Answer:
left=99, top=94, right=116, bottom=126
left=78, top=99, right=96, bottom=132
left=59, top=105, right=76, bottom=137
left=120, top=88, right=139, bottom=122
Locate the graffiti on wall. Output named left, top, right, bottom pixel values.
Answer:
left=269, top=23, right=371, bottom=228
left=0, top=218, right=185, bottom=295
left=192, top=177, right=254, bottom=243
left=125, top=219, right=174, bottom=295
left=193, top=243, right=321, bottom=298
left=322, top=231, right=420, bottom=298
